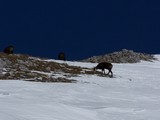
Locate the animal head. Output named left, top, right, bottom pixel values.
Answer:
left=93, top=67, right=96, bottom=71
left=58, top=52, right=66, bottom=61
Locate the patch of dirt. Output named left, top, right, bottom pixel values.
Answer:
left=0, top=53, right=107, bottom=82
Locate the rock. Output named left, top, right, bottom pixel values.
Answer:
left=82, top=49, right=157, bottom=63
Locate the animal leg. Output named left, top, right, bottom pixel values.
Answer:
left=109, top=70, right=113, bottom=77
left=102, top=69, right=105, bottom=74
left=106, top=71, right=110, bottom=75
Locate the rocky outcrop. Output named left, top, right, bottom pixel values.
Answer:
left=0, top=53, right=97, bottom=82
left=82, top=49, right=157, bottom=63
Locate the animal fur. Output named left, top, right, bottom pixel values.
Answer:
left=94, top=62, right=113, bottom=77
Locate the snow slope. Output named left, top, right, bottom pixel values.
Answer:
left=0, top=55, right=160, bottom=120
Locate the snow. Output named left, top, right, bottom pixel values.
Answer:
left=0, top=55, right=160, bottom=120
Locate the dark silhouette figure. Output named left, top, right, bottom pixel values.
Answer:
left=3, top=45, right=14, bottom=54
left=94, top=62, right=113, bottom=77
left=58, top=52, right=66, bottom=61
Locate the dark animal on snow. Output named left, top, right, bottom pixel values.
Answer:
left=94, top=62, right=113, bottom=77
left=58, top=52, right=66, bottom=61
left=3, top=45, right=14, bottom=54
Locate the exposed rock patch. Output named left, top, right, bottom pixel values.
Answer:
left=0, top=53, right=100, bottom=82
left=82, top=49, right=157, bottom=63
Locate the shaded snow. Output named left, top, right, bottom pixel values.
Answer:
left=0, top=55, right=160, bottom=120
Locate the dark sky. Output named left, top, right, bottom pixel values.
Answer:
left=0, top=0, right=160, bottom=60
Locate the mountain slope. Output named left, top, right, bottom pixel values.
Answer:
left=0, top=50, right=156, bottom=81
left=0, top=53, right=102, bottom=82
left=0, top=55, right=160, bottom=120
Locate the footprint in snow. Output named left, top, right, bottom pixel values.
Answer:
left=0, top=92, right=10, bottom=97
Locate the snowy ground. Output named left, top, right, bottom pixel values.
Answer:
left=0, top=55, right=160, bottom=120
